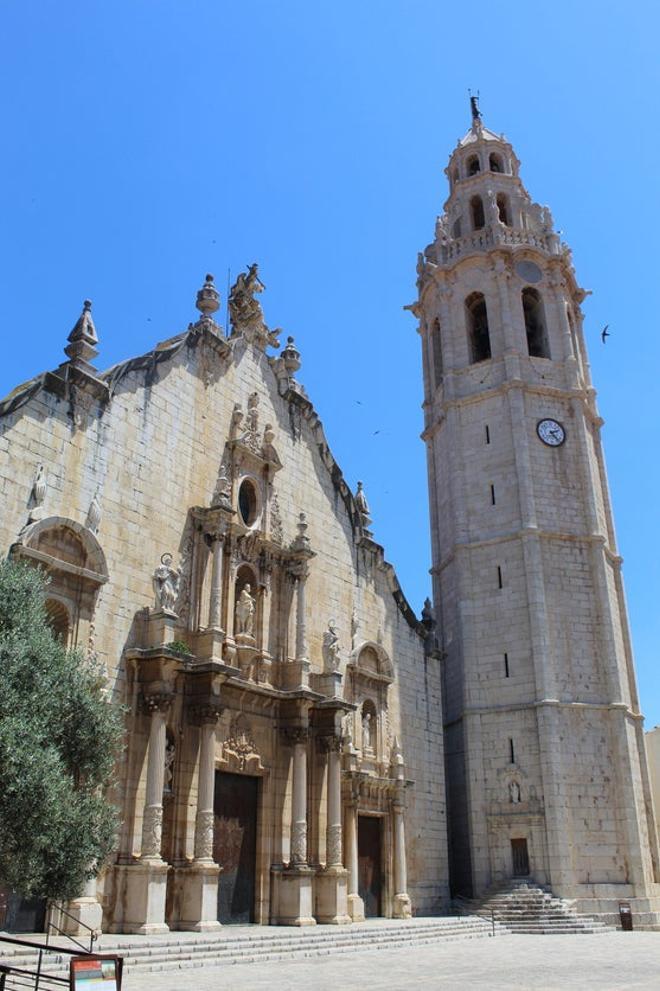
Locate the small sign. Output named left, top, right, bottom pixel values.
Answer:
left=70, top=955, right=123, bottom=990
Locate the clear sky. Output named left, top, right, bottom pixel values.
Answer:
left=1, top=1, right=659, bottom=724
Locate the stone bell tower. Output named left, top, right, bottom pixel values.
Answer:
left=412, top=98, right=660, bottom=923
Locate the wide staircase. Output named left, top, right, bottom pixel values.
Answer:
left=0, top=915, right=503, bottom=985
left=454, top=880, right=612, bottom=935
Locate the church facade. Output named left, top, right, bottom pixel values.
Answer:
left=0, top=265, right=446, bottom=934
left=0, top=106, right=658, bottom=932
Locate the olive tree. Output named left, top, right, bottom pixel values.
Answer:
left=0, top=560, right=124, bottom=901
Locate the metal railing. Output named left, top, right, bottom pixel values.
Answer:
left=0, top=933, right=89, bottom=991
left=45, top=902, right=98, bottom=955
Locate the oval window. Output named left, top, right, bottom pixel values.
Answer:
left=238, top=479, right=258, bottom=526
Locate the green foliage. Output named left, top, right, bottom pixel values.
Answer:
left=0, top=560, right=125, bottom=901
left=169, top=639, right=192, bottom=655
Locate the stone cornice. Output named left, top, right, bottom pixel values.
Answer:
left=445, top=698, right=643, bottom=725
left=431, top=528, right=619, bottom=576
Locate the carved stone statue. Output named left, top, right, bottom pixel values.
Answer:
left=152, top=553, right=180, bottom=613
left=163, top=739, right=175, bottom=795
left=235, top=584, right=256, bottom=637
left=28, top=463, right=47, bottom=522
left=322, top=620, right=341, bottom=672
left=509, top=780, right=521, bottom=804
left=342, top=712, right=354, bottom=752
left=355, top=481, right=372, bottom=533
left=362, top=710, right=373, bottom=752
left=228, top=264, right=280, bottom=348
left=241, top=392, right=260, bottom=452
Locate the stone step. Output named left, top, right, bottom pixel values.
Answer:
left=0, top=916, right=502, bottom=984
left=452, top=883, right=614, bottom=936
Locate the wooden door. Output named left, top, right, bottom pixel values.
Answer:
left=358, top=816, right=382, bottom=917
left=511, top=838, right=530, bottom=877
left=213, top=772, right=258, bottom=924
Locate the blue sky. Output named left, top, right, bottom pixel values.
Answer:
left=2, top=1, right=659, bottom=724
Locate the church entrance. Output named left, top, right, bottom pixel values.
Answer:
left=358, top=815, right=382, bottom=917
left=511, top=838, right=530, bottom=877
left=213, top=772, right=258, bottom=924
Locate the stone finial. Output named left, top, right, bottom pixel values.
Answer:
left=281, top=336, right=301, bottom=375
left=291, top=511, right=312, bottom=554
left=196, top=273, right=220, bottom=319
left=64, top=299, right=99, bottom=367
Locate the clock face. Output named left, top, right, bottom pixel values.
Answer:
left=537, top=418, right=565, bottom=447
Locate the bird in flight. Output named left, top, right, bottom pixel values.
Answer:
left=601, top=325, right=610, bottom=343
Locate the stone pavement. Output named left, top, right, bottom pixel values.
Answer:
left=124, top=931, right=660, bottom=990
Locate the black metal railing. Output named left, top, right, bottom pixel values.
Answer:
left=0, top=933, right=89, bottom=991
left=45, top=902, right=98, bottom=955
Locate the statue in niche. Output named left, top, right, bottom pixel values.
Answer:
left=362, top=710, right=373, bottom=753
left=342, top=712, right=354, bottom=752
left=509, top=780, right=521, bottom=804
left=152, top=553, right=180, bottom=613
left=163, top=739, right=175, bottom=795
left=235, top=584, right=256, bottom=637
left=322, top=620, right=341, bottom=672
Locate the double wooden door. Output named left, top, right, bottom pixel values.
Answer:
left=358, top=815, right=382, bottom=917
left=213, top=772, right=258, bottom=924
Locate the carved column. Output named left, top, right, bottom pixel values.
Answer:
left=177, top=702, right=223, bottom=932
left=207, top=534, right=225, bottom=631
left=295, top=568, right=308, bottom=662
left=391, top=798, right=412, bottom=918
left=290, top=728, right=309, bottom=866
left=115, top=691, right=173, bottom=935
left=315, top=733, right=350, bottom=925
left=194, top=706, right=223, bottom=861
left=324, top=736, right=343, bottom=868
left=141, top=694, right=172, bottom=861
left=345, top=797, right=364, bottom=922
left=270, top=726, right=316, bottom=926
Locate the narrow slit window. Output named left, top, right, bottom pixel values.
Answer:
left=485, top=424, right=490, bottom=444
left=490, top=484, right=496, bottom=506
left=504, top=653, right=510, bottom=678
left=509, top=738, right=515, bottom=764
left=497, top=565, right=503, bottom=589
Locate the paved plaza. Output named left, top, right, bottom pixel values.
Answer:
left=124, top=932, right=660, bottom=990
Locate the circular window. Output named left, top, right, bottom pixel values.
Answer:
left=238, top=479, right=258, bottom=526
left=515, top=260, right=543, bottom=284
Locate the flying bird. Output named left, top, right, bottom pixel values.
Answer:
left=601, top=325, right=610, bottom=344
